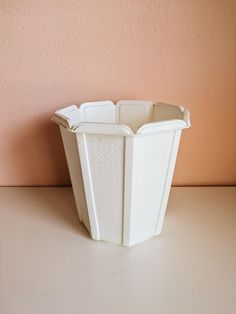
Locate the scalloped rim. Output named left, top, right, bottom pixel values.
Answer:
left=52, top=100, right=191, bottom=135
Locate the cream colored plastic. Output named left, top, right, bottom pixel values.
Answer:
left=52, top=100, right=190, bottom=246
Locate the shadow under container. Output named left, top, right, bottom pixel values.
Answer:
left=52, top=100, right=191, bottom=246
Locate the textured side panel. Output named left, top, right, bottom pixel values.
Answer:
left=86, top=134, right=125, bottom=244
left=124, top=131, right=179, bottom=246
left=60, top=127, right=90, bottom=232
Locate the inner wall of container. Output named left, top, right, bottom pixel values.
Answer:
left=79, top=102, right=184, bottom=133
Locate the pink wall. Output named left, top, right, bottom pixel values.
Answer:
left=0, top=0, right=236, bottom=186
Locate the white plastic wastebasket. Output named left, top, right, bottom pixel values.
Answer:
left=52, top=100, right=190, bottom=246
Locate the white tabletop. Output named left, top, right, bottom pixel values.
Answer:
left=0, top=187, right=236, bottom=314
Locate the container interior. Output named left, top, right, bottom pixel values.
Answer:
left=52, top=100, right=187, bottom=132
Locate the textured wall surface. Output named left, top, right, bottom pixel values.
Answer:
left=0, top=0, right=236, bottom=186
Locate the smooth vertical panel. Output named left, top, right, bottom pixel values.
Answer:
left=77, top=133, right=100, bottom=240
left=124, top=131, right=177, bottom=245
left=155, top=130, right=182, bottom=235
left=123, top=136, right=134, bottom=246
left=60, top=127, right=90, bottom=231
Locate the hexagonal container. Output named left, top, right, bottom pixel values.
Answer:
left=52, top=100, right=190, bottom=246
